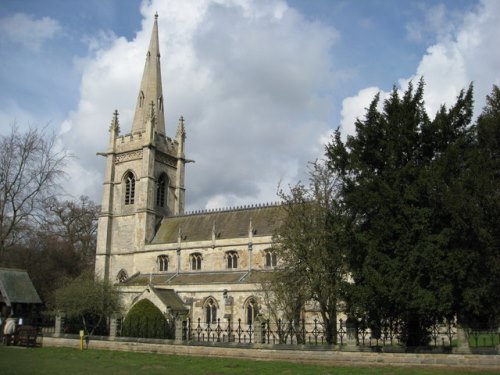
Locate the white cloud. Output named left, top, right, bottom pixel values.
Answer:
left=406, top=0, right=500, bottom=116
left=0, top=100, right=40, bottom=136
left=59, top=0, right=338, bottom=209
left=0, top=13, right=61, bottom=51
left=406, top=4, right=457, bottom=44
left=340, top=0, right=500, bottom=138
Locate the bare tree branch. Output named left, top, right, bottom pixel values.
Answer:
left=0, top=125, right=68, bottom=258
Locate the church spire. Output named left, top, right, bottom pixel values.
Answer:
left=131, top=13, right=165, bottom=135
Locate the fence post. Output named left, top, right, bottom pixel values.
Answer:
left=174, top=315, right=186, bottom=344
left=345, top=318, right=357, bottom=349
left=109, top=312, right=121, bottom=340
left=456, top=325, right=470, bottom=353
left=54, top=311, right=65, bottom=337
left=253, top=314, right=264, bottom=345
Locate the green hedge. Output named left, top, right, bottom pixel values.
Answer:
left=121, top=300, right=174, bottom=339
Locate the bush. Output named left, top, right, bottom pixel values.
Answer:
left=121, top=299, right=174, bottom=339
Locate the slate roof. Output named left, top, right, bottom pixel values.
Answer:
left=121, top=270, right=274, bottom=286
left=151, top=288, right=188, bottom=311
left=0, top=268, right=42, bottom=305
left=152, top=204, right=283, bottom=244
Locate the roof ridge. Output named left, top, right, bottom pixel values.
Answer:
left=172, top=201, right=282, bottom=217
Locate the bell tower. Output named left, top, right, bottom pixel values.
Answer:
left=95, top=14, right=188, bottom=281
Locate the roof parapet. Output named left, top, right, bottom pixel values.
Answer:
left=175, top=201, right=282, bottom=217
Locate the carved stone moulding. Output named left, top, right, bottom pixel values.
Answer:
left=115, top=150, right=143, bottom=164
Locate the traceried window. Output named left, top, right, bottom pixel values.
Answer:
left=205, top=297, right=217, bottom=324
left=156, top=174, right=167, bottom=207
left=190, top=253, right=202, bottom=271
left=226, top=251, right=238, bottom=269
left=117, top=269, right=128, bottom=283
left=245, top=297, right=258, bottom=325
left=265, top=249, right=277, bottom=268
left=157, top=255, right=168, bottom=272
left=124, top=171, right=136, bottom=205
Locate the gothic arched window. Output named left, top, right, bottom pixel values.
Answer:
left=190, top=253, right=202, bottom=271
left=205, top=297, right=217, bottom=324
left=245, top=297, right=258, bottom=325
left=157, top=255, right=168, bottom=272
left=265, top=249, right=277, bottom=268
left=124, top=171, right=136, bottom=205
left=156, top=174, right=167, bottom=207
left=226, top=251, right=238, bottom=269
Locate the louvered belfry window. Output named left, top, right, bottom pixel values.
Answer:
left=125, top=172, right=135, bottom=205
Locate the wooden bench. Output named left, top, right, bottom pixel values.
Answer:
left=16, top=326, right=40, bottom=347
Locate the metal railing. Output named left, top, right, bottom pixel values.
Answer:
left=185, top=318, right=255, bottom=343
left=183, top=317, right=458, bottom=347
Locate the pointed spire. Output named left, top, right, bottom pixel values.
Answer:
left=109, top=109, right=120, bottom=133
left=176, top=116, right=186, bottom=160
left=176, top=116, right=186, bottom=140
left=131, top=14, right=165, bottom=135
left=248, top=218, right=254, bottom=239
left=212, top=221, right=217, bottom=242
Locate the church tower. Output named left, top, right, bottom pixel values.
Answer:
left=95, top=14, right=188, bottom=281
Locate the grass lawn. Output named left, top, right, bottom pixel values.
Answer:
left=0, top=346, right=497, bottom=375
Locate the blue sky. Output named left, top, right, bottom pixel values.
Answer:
left=1, top=0, right=498, bottom=210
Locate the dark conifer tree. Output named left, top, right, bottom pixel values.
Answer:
left=325, top=80, right=495, bottom=345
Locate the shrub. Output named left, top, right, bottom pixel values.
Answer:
left=121, top=299, right=173, bottom=339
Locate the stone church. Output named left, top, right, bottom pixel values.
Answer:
left=95, top=15, right=283, bottom=328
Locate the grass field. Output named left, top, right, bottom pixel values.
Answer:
left=0, top=346, right=498, bottom=375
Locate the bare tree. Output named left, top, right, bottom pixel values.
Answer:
left=0, top=126, right=67, bottom=259
left=40, top=196, right=99, bottom=270
left=268, top=160, right=349, bottom=344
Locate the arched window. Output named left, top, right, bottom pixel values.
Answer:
left=245, top=297, right=258, bottom=325
left=156, top=174, right=167, bottom=207
left=124, top=171, right=136, bottom=205
left=205, top=297, right=217, bottom=324
left=190, top=253, right=202, bottom=271
left=157, top=255, right=168, bottom=272
left=226, top=251, right=238, bottom=269
left=265, top=249, right=277, bottom=268
left=117, top=269, right=128, bottom=283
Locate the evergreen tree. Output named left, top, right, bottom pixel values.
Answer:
left=326, top=80, right=489, bottom=345
left=453, top=85, right=500, bottom=328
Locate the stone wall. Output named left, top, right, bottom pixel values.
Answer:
left=42, top=336, right=500, bottom=369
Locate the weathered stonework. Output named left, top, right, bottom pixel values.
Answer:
left=95, top=15, right=278, bottom=327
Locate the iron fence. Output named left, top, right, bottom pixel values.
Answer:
left=183, top=317, right=458, bottom=347
left=44, top=313, right=499, bottom=349
left=185, top=318, right=255, bottom=343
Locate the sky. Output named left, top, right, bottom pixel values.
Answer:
left=1, top=0, right=499, bottom=211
